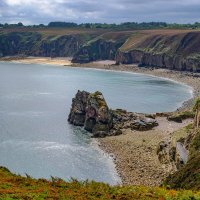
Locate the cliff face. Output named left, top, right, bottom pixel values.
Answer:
left=0, top=32, right=84, bottom=57
left=71, top=39, right=124, bottom=63
left=116, top=32, right=200, bottom=72
left=1, top=29, right=200, bottom=72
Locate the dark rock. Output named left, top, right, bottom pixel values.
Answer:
left=68, top=90, right=113, bottom=137
left=68, top=90, right=89, bottom=126
left=72, top=38, right=124, bottom=63
left=69, top=91, right=159, bottom=137
left=168, top=115, right=183, bottom=123
left=112, top=129, right=123, bottom=136
left=130, top=118, right=158, bottom=131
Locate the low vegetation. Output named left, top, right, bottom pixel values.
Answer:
left=0, top=166, right=199, bottom=200
left=164, top=99, right=200, bottom=191
left=171, top=123, right=193, bottom=146
left=164, top=128, right=200, bottom=191
left=168, top=111, right=195, bottom=123
left=164, top=154, right=200, bottom=191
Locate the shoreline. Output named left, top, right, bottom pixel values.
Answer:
left=72, top=62, right=200, bottom=112
left=1, top=57, right=200, bottom=186
left=1, top=57, right=198, bottom=111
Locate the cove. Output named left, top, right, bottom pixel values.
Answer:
left=0, top=62, right=192, bottom=184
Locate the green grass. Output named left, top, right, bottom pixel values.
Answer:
left=165, top=127, right=200, bottom=191
left=164, top=154, right=200, bottom=191
left=0, top=166, right=199, bottom=200
left=190, top=128, right=200, bottom=158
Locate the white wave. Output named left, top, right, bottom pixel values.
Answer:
left=0, top=140, right=88, bottom=153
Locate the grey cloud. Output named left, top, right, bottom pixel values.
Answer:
left=0, top=0, right=199, bottom=24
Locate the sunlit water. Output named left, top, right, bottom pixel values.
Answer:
left=0, top=62, right=192, bottom=184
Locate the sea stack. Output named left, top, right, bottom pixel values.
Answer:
left=68, top=90, right=113, bottom=137
left=68, top=90, right=159, bottom=137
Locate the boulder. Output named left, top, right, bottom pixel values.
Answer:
left=130, top=118, right=158, bottom=131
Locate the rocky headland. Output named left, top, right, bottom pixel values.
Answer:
left=1, top=28, right=200, bottom=72
left=1, top=27, right=200, bottom=190
left=68, top=89, right=199, bottom=188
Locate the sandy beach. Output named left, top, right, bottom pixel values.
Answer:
left=1, top=57, right=200, bottom=186
left=0, top=57, right=72, bottom=66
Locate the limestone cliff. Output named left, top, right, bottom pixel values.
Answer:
left=71, top=38, right=124, bottom=63
left=0, top=32, right=84, bottom=57
left=116, top=32, right=200, bottom=72
left=1, top=29, right=200, bottom=72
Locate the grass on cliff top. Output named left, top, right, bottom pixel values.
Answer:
left=119, top=29, right=200, bottom=54
left=0, top=166, right=200, bottom=200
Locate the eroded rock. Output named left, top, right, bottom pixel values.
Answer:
left=68, top=90, right=159, bottom=137
left=68, top=90, right=113, bottom=137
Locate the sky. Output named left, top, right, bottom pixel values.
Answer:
left=0, top=0, right=200, bottom=25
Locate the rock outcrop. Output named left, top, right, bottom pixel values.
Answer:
left=72, top=39, right=124, bottom=63
left=111, top=109, right=158, bottom=132
left=68, top=91, right=159, bottom=137
left=68, top=90, right=113, bottom=137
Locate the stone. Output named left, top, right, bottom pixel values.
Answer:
left=68, top=90, right=89, bottom=126
left=130, top=118, right=158, bottom=131
left=68, top=90, right=113, bottom=137
left=68, top=90, right=159, bottom=137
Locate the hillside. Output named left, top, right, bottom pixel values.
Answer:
left=164, top=127, right=200, bottom=190
left=1, top=27, right=200, bottom=72
left=0, top=27, right=105, bottom=58
left=0, top=166, right=199, bottom=199
left=116, top=30, right=200, bottom=72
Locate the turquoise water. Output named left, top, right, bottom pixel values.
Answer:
left=0, top=62, right=192, bottom=184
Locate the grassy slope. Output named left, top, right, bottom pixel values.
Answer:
left=1, top=27, right=197, bottom=48
left=1, top=27, right=200, bottom=58
left=165, top=127, right=200, bottom=191
left=0, top=27, right=133, bottom=42
left=118, top=29, right=200, bottom=60
left=0, top=167, right=199, bottom=200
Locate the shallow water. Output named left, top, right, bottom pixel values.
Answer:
left=0, top=62, right=192, bottom=184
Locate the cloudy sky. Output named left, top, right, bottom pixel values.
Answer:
left=0, top=0, right=200, bottom=24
